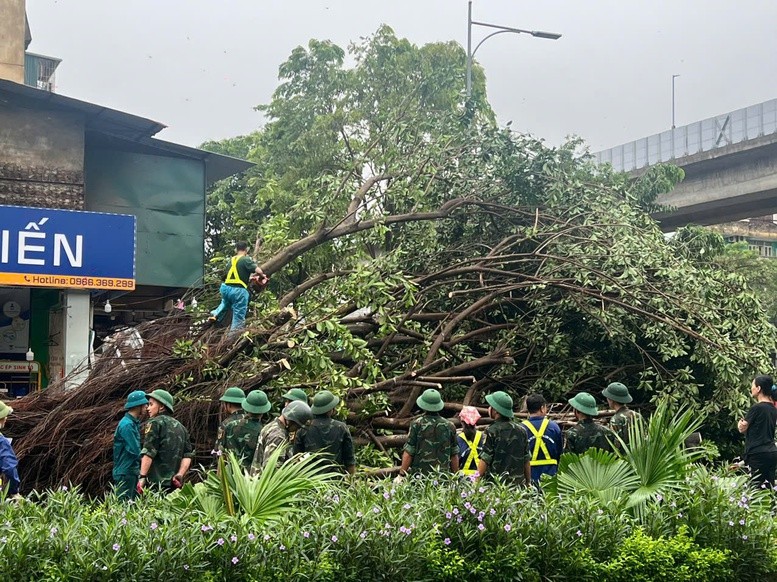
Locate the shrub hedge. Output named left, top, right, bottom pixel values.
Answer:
left=0, top=467, right=774, bottom=581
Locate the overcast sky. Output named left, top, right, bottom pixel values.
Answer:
left=24, top=0, right=777, bottom=152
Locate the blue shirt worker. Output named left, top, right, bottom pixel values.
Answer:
left=521, top=393, right=563, bottom=485
left=112, top=390, right=148, bottom=500
left=456, top=406, right=485, bottom=476
left=0, top=401, right=20, bottom=496
left=209, top=241, right=266, bottom=333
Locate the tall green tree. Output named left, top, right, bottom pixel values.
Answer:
left=198, top=27, right=775, bottom=426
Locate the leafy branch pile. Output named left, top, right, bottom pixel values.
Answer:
left=7, top=26, right=776, bottom=493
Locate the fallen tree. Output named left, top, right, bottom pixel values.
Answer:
left=7, top=27, right=775, bottom=494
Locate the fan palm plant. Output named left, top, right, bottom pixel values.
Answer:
left=170, top=447, right=338, bottom=524
left=549, top=401, right=705, bottom=521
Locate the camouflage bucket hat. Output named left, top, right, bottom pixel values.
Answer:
left=124, top=390, right=148, bottom=410
left=282, top=388, right=308, bottom=403
left=220, top=386, right=246, bottom=404
left=310, top=390, right=340, bottom=415
left=568, top=392, right=599, bottom=416
left=416, top=388, right=445, bottom=412
left=243, top=390, right=271, bottom=414
left=602, top=382, right=633, bottom=404
left=147, top=389, right=175, bottom=413
left=283, top=400, right=313, bottom=426
left=485, top=391, right=514, bottom=418
left=0, top=401, right=13, bottom=419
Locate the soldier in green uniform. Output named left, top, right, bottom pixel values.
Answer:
left=250, top=399, right=312, bottom=475
left=214, top=386, right=246, bottom=454
left=282, top=388, right=308, bottom=405
left=112, top=390, right=147, bottom=500
left=602, top=382, right=642, bottom=445
left=399, top=389, right=459, bottom=477
left=477, top=391, right=531, bottom=484
left=221, top=390, right=271, bottom=471
left=138, top=389, right=194, bottom=494
left=565, top=392, right=614, bottom=454
left=294, top=390, right=356, bottom=475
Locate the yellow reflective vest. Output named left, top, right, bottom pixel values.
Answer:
left=224, top=256, right=247, bottom=288
left=521, top=418, right=558, bottom=467
left=459, top=431, right=482, bottom=475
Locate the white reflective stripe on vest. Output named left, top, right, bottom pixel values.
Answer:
left=460, top=430, right=482, bottom=475
left=522, top=418, right=558, bottom=466
left=224, top=256, right=247, bottom=288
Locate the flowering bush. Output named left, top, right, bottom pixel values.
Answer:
left=0, top=468, right=775, bottom=580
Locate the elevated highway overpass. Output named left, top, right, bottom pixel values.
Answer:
left=595, top=99, right=777, bottom=231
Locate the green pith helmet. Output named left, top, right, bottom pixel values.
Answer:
left=0, top=401, right=13, bottom=419
left=602, top=382, right=633, bottom=404
left=568, top=392, right=599, bottom=417
left=124, top=390, right=148, bottom=410
left=282, top=388, right=308, bottom=403
left=220, top=386, right=246, bottom=404
left=485, top=391, right=514, bottom=418
left=416, top=388, right=445, bottom=412
left=243, top=390, right=271, bottom=415
left=147, top=389, right=175, bottom=413
left=310, top=390, right=340, bottom=415
left=282, top=400, right=312, bottom=427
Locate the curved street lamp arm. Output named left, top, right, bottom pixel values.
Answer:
left=471, top=29, right=519, bottom=60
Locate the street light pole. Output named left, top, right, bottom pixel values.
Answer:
left=672, top=74, right=680, bottom=129
left=466, top=0, right=561, bottom=99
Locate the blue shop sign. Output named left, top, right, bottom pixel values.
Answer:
left=0, top=205, right=136, bottom=290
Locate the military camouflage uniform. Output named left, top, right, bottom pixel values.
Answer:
left=221, top=416, right=263, bottom=471
left=403, top=413, right=458, bottom=474
left=565, top=419, right=614, bottom=454
left=480, top=418, right=530, bottom=484
left=215, top=410, right=245, bottom=453
left=140, top=413, right=194, bottom=487
left=250, top=418, right=292, bottom=475
left=608, top=407, right=642, bottom=444
left=294, top=415, right=355, bottom=472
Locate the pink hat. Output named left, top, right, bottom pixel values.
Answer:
left=459, top=406, right=481, bottom=426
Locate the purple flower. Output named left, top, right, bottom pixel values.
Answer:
left=728, top=521, right=734, bottom=527
left=356, top=511, right=363, bottom=518
left=444, top=538, right=451, bottom=545
left=489, top=508, right=496, bottom=516
left=263, top=535, right=271, bottom=541
left=469, top=507, right=476, bottom=514
left=121, top=518, right=127, bottom=526
left=478, top=486, right=486, bottom=493
left=231, top=556, right=239, bottom=565
left=445, top=512, right=452, bottom=519
left=331, top=535, right=338, bottom=543
left=217, top=538, right=225, bottom=546
left=50, top=527, right=58, bottom=537
left=0, top=537, right=6, bottom=544
left=230, top=535, right=237, bottom=542
left=743, top=535, right=749, bottom=540
left=383, top=492, right=391, bottom=500
left=303, top=531, right=310, bottom=538
left=183, top=565, right=189, bottom=571
left=403, top=503, right=412, bottom=510
left=360, top=531, right=367, bottom=539
left=504, top=524, right=512, bottom=532
left=247, top=533, right=255, bottom=541
left=150, top=522, right=158, bottom=530
left=201, top=524, right=213, bottom=532
left=464, top=502, right=471, bottom=509
left=372, top=506, right=381, bottom=514
left=112, top=543, right=120, bottom=551
left=452, top=508, right=459, bottom=515
left=477, top=524, right=485, bottom=531
left=399, top=526, right=408, bottom=534
left=739, top=519, right=745, bottom=525
left=576, top=530, right=583, bottom=537
left=279, top=544, right=286, bottom=551
left=332, top=494, right=340, bottom=503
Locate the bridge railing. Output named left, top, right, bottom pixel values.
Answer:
left=595, top=98, right=777, bottom=172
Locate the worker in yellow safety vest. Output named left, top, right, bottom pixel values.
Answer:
left=520, top=393, right=563, bottom=485
left=209, top=241, right=267, bottom=334
left=456, top=406, right=485, bottom=476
